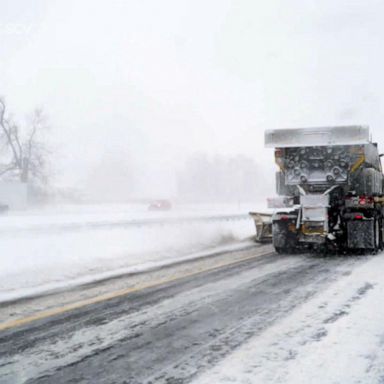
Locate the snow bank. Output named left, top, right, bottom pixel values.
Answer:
left=0, top=204, right=256, bottom=302
left=0, top=202, right=266, bottom=231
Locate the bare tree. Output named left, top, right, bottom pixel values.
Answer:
left=0, top=98, right=50, bottom=186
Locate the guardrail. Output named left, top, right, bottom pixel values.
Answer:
left=0, top=214, right=252, bottom=235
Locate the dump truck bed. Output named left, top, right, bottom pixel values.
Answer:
left=265, top=126, right=370, bottom=148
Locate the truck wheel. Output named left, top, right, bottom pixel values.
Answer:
left=369, top=218, right=381, bottom=255
left=274, top=246, right=295, bottom=254
left=272, top=222, right=297, bottom=254
left=378, top=218, right=384, bottom=251
left=374, top=218, right=381, bottom=253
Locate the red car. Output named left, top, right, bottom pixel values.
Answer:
left=148, top=200, right=172, bottom=211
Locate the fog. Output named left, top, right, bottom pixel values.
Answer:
left=1, top=0, right=384, bottom=202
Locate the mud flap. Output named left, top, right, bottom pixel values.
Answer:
left=347, top=220, right=375, bottom=249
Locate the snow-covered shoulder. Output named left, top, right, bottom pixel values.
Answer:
left=194, top=252, right=384, bottom=384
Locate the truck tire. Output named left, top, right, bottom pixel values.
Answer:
left=377, top=217, right=384, bottom=251
left=272, top=222, right=297, bottom=254
left=372, top=218, right=382, bottom=254
left=275, top=246, right=296, bottom=254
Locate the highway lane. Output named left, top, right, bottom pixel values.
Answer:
left=0, top=249, right=370, bottom=384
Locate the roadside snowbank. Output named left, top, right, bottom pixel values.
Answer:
left=0, top=202, right=265, bottom=231
left=194, top=253, right=384, bottom=384
left=0, top=205, right=256, bottom=303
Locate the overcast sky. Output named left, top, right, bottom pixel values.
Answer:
left=1, top=0, right=384, bottom=197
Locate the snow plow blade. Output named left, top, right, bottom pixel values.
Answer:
left=249, top=212, right=273, bottom=243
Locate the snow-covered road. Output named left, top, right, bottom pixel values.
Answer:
left=195, top=252, right=384, bottom=384
left=1, top=245, right=381, bottom=384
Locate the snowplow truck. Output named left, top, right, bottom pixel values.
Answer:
left=266, top=126, right=384, bottom=253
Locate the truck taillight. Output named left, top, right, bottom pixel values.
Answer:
left=355, top=215, right=363, bottom=220
left=275, top=149, right=283, bottom=158
left=359, top=196, right=374, bottom=205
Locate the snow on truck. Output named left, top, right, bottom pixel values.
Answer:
left=251, top=126, right=384, bottom=253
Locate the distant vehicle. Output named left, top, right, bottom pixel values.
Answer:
left=148, top=200, right=172, bottom=211
left=252, top=126, right=384, bottom=254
